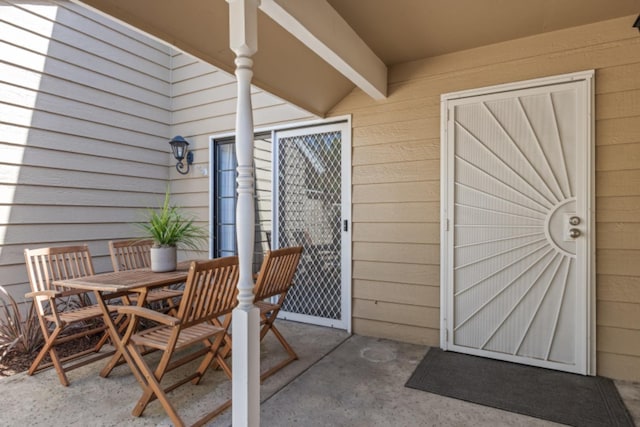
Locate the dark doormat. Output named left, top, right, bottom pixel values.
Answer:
left=406, top=348, right=635, bottom=427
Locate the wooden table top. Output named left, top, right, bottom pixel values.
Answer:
left=53, top=261, right=192, bottom=293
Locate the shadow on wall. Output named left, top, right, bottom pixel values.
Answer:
left=0, top=1, right=172, bottom=302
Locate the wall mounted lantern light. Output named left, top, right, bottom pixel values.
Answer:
left=169, top=135, right=193, bottom=175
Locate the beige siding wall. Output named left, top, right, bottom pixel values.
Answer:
left=331, top=15, right=640, bottom=381
left=0, top=0, right=172, bottom=300
left=168, top=50, right=315, bottom=259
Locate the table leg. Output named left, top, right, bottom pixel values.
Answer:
left=97, top=289, right=148, bottom=384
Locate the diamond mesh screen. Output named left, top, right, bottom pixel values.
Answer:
left=277, top=131, right=342, bottom=320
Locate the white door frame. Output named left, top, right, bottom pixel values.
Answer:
left=439, top=70, right=595, bottom=374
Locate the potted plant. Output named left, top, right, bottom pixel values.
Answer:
left=139, top=190, right=208, bottom=272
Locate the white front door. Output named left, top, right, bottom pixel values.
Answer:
left=440, top=71, right=595, bottom=374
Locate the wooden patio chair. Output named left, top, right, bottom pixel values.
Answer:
left=24, top=245, right=117, bottom=386
left=253, top=246, right=303, bottom=380
left=117, top=256, right=239, bottom=427
left=108, top=239, right=183, bottom=313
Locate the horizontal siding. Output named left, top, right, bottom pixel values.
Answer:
left=595, top=352, right=640, bottom=382
left=353, top=202, right=440, bottom=223
left=353, top=223, right=439, bottom=245
left=353, top=138, right=440, bottom=165
left=353, top=261, right=439, bottom=287
left=171, top=91, right=281, bottom=125
left=171, top=71, right=236, bottom=99
left=0, top=184, right=161, bottom=207
left=0, top=63, right=168, bottom=123
left=0, top=0, right=172, bottom=298
left=172, top=81, right=240, bottom=111
left=597, top=326, right=640, bottom=356
left=0, top=41, right=168, bottom=107
left=0, top=21, right=168, bottom=95
left=353, top=299, right=439, bottom=329
left=597, top=142, right=640, bottom=172
left=2, top=144, right=166, bottom=180
left=0, top=80, right=167, bottom=136
left=2, top=223, right=147, bottom=247
left=353, top=242, right=439, bottom=264
left=0, top=102, right=168, bottom=145
left=353, top=160, right=439, bottom=184
left=0, top=205, right=145, bottom=224
left=353, top=280, right=440, bottom=307
left=0, top=164, right=166, bottom=191
left=353, top=318, right=438, bottom=345
left=597, top=275, right=640, bottom=304
left=331, top=14, right=640, bottom=381
left=597, top=116, right=640, bottom=146
left=2, top=124, right=168, bottom=165
left=353, top=181, right=440, bottom=203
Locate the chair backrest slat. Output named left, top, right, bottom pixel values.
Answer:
left=108, top=239, right=153, bottom=272
left=24, top=245, right=95, bottom=294
left=254, top=246, right=303, bottom=302
left=178, top=256, right=239, bottom=327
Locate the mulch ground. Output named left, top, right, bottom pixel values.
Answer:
left=0, top=335, right=102, bottom=377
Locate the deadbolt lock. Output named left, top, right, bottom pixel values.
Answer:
left=569, top=216, right=581, bottom=226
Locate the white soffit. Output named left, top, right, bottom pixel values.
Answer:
left=70, top=0, right=360, bottom=116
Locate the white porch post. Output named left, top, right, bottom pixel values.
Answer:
left=227, top=0, right=260, bottom=426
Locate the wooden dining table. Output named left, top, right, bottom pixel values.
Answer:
left=52, top=261, right=192, bottom=380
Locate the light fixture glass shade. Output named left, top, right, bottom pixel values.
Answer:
left=169, top=135, right=192, bottom=174
left=169, top=135, right=189, bottom=161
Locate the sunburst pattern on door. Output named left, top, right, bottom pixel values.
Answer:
left=451, top=87, right=582, bottom=366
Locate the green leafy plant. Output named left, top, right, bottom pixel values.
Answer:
left=138, top=190, right=208, bottom=249
left=0, top=286, right=42, bottom=362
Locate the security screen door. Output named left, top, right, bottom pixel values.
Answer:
left=273, top=122, right=351, bottom=330
left=441, top=71, right=594, bottom=374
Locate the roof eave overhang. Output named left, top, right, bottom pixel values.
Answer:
left=72, top=0, right=387, bottom=116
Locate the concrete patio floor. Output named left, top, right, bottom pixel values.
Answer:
left=1, top=321, right=639, bottom=426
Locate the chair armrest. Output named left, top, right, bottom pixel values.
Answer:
left=117, top=305, right=180, bottom=326
left=25, top=290, right=61, bottom=299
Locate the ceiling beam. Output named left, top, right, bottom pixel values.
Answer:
left=260, top=0, right=387, bottom=100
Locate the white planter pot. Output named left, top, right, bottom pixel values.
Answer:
left=150, top=246, right=177, bottom=272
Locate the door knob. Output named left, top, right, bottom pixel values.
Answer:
left=569, top=228, right=581, bottom=238
left=569, top=216, right=581, bottom=226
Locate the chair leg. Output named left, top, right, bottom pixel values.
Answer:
left=270, top=323, right=298, bottom=361
left=194, top=315, right=233, bottom=383
left=29, top=323, right=70, bottom=386
left=193, top=332, right=229, bottom=385
left=94, top=327, right=113, bottom=351
left=259, top=313, right=298, bottom=382
left=209, top=316, right=233, bottom=370
left=28, top=317, right=54, bottom=375
left=192, top=400, right=232, bottom=427
left=128, top=344, right=184, bottom=427
left=49, top=346, right=69, bottom=387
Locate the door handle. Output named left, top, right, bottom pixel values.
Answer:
left=569, top=228, right=581, bottom=238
